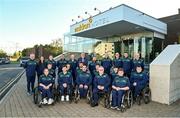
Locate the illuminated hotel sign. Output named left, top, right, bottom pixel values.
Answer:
left=75, top=18, right=93, bottom=33
left=74, top=17, right=109, bottom=33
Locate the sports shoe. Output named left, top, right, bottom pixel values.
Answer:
left=43, top=98, right=48, bottom=104
left=116, top=107, right=121, bottom=111
left=111, top=106, right=117, bottom=110
left=48, top=98, right=54, bottom=105
left=61, top=96, right=65, bottom=101
left=27, top=92, right=31, bottom=96
left=66, top=95, right=69, bottom=101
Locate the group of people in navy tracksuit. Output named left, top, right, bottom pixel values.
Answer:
left=24, top=52, right=149, bottom=109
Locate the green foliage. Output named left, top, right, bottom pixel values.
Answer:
left=0, top=49, right=7, bottom=58
left=21, top=39, right=63, bottom=58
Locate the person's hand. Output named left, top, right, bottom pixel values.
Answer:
left=112, top=85, right=117, bottom=90
left=116, top=87, right=121, bottom=91
left=101, top=86, right=104, bottom=90
left=44, top=86, right=48, bottom=90
left=97, top=85, right=101, bottom=90
left=84, top=85, right=88, bottom=89
left=79, top=84, right=83, bottom=88
left=133, top=82, right=137, bottom=86
left=63, top=83, right=67, bottom=88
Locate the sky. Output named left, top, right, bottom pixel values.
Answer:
left=0, top=0, right=180, bottom=54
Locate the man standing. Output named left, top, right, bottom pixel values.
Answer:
left=68, top=54, right=78, bottom=83
left=101, top=53, right=112, bottom=75
left=46, top=55, right=56, bottom=71
left=24, top=53, right=37, bottom=95
left=57, top=54, right=67, bottom=73
left=132, top=53, right=144, bottom=71
left=78, top=53, right=88, bottom=66
left=122, top=53, right=132, bottom=78
left=113, top=52, right=122, bottom=68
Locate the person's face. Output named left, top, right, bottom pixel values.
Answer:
left=47, top=64, right=52, bottom=69
left=62, top=67, right=67, bottom=72
left=81, top=53, right=85, bottom=58
left=135, top=53, right=140, bottom=59
left=105, top=53, right=108, bottom=58
left=71, top=55, right=75, bottom=59
left=99, top=67, right=104, bottom=75
left=44, top=69, right=49, bottom=76
left=82, top=65, right=87, bottom=72
left=61, top=55, right=65, bottom=59
left=30, top=54, right=35, bottom=60
left=136, top=67, right=142, bottom=73
left=79, top=63, right=83, bottom=68
left=40, top=56, right=44, bottom=61
left=49, top=55, right=53, bottom=60
left=113, top=68, right=118, bottom=73
left=66, top=64, right=70, bottom=70
left=124, top=53, right=128, bottom=58
left=118, top=70, right=124, bottom=76
left=92, top=57, right=96, bottom=61
left=95, top=65, right=100, bottom=70
left=115, top=53, right=119, bottom=58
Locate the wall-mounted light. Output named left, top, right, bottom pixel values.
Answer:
left=72, top=19, right=77, bottom=24
left=85, top=11, right=92, bottom=18
left=78, top=15, right=84, bottom=20
left=94, top=7, right=101, bottom=14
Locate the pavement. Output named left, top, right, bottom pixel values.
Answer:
left=0, top=73, right=180, bottom=117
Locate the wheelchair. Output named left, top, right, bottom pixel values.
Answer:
left=136, top=84, right=151, bottom=105
left=90, top=89, right=111, bottom=108
left=74, top=85, right=92, bottom=104
left=55, top=84, right=74, bottom=103
left=33, top=85, right=56, bottom=108
left=108, top=89, right=133, bottom=112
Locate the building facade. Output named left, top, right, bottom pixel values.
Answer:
left=63, top=33, right=98, bottom=53
left=159, top=9, right=180, bottom=47
left=70, top=4, right=167, bottom=64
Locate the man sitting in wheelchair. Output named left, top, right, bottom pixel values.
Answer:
left=58, top=65, right=73, bottom=101
left=76, top=64, right=92, bottom=98
left=91, top=66, right=111, bottom=107
left=130, top=65, right=149, bottom=102
left=38, top=68, right=54, bottom=105
left=111, top=68, right=130, bottom=110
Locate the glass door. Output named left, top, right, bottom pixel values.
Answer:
left=122, top=39, right=134, bottom=58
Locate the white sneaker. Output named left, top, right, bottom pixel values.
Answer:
left=61, top=96, right=65, bottom=101
left=48, top=98, right=54, bottom=105
left=66, top=95, right=69, bottom=101
left=43, top=98, right=48, bottom=104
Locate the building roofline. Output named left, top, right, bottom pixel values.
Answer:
left=71, top=4, right=165, bottom=27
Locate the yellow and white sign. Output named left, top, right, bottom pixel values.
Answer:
left=75, top=18, right=93, bottom=33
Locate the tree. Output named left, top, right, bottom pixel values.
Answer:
left=0, top=49, right=7, bottom=58
left=21, top=39, right=63, bottom=58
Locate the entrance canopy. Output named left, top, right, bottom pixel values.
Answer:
left=70, top=4, right=167, bottom=39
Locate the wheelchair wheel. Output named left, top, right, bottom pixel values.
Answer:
left=33, top=87, right=42, bottom=105
left=52, top=87, right=57, bottom=103
left=74, top=86, right=80, bottom=104
left=143, top=87, right=151, bottom=104
left=137, top=96, right=141, bottom=105
left=104, top=92, right=110, bottom=108
left=86, top=86, right=92, bottom=104
left=126, top=90, right=133, bottom=108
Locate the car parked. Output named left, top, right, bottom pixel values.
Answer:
left=20, top=57, right=29, bottom=67
left=0, top=58, right=3, bottom=64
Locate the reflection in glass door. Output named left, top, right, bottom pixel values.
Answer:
left=122, top=39, right=134, bottom=58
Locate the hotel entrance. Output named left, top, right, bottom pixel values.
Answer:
left=114, top=36, right=161, bottom=64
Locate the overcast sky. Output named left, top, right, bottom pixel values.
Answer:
left=0, top=0, right=180, bottom=54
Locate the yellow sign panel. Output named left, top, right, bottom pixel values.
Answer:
left=75, top=18, right=93, bottom=33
